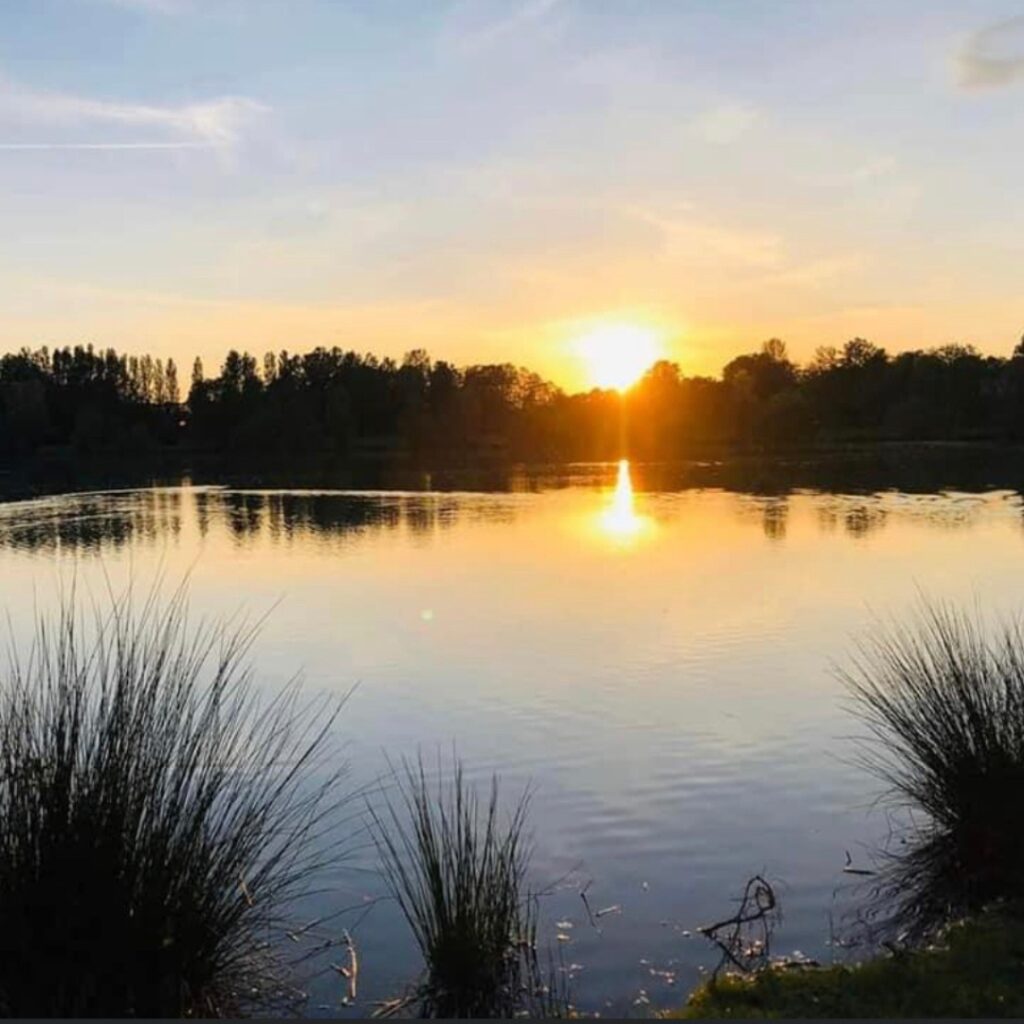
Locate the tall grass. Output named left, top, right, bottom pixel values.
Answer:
left=841, top=601, right=1024, bottom=938
left=0, top=585, right=347, bottom=1016
left=371, top=756, right=564, bottom=1018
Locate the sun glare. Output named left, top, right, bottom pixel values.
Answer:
left=576, top=324, right=662, bottom=391
left=595, top=458, right=651, bottom=546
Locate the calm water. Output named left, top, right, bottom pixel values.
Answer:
left=3, top=460, right=1024, bottom=1015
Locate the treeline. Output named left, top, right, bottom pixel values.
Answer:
left=0, top=346, right=180, bottom=456
left=185, top=348, right=562, bottom=458
left=5, top=336, right=1024, bottom=461
left=627, top=335, right=1024, bottom=457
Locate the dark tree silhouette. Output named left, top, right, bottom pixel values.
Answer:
left=4, top=334, right=1024, bottom=462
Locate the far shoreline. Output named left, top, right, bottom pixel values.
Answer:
left=6, top=439, right=1024, bottom=504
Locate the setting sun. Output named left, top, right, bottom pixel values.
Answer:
left=575, top=324, right=662, bottom=392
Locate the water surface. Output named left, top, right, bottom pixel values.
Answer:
left=3, top=461, right=1024, bottom=1015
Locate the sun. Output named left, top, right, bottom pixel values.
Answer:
left=575, top=323, right=662, bottom=391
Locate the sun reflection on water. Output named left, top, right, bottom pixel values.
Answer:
left=596, top=459, right=651, bottom=545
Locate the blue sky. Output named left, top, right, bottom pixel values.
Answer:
left=2, top=0, right=1024, bottom=387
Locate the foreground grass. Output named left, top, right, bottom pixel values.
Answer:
left=0, top=587, right=347, bottom=1017
left=840, top=602, right=1024, bottom=938
left=677, top=910, right=1024, bottom=1018
left=370, top=756, right=567, bottom=1018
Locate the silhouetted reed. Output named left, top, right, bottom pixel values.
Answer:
left=841, top=602, right=1024, bottom=938
left=371, top=756, right=565, bottom=1018
left=0, top=586, right=347, bottom=1016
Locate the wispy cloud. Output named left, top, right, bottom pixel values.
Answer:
left=628, top=203, right=784, bottom=270
left=0, top=88, right=266, bottom=143
left=801, top=156, right=898, bottom=187
left=441, top=0, right=566, bottom=54
left=954, top=16, right=1024, bottom=89
left=0, top=141, right=209, bottom=150
left=842, top=156, right=898, bottom=182
left=764, top=254, right=865, bottom=289
left=88, top=0, right=190, bottom=13
left=690, top=102, right=758, bottom=144
left=0, top=82, right=267, bottom=154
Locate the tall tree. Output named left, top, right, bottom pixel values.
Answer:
left=166, top=359, right=180, bottom=404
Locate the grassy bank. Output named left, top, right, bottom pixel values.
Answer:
left=678, top=910, right=1024, bottom=1018
left=678, top=602, right=1024, bottom=1019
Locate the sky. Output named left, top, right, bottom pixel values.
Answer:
left=2, top=0, right=1024, bottom=390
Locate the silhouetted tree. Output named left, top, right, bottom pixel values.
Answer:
left=5, top=333, right=1024, bottom=461
left=166, top=359, right=180, bottom=405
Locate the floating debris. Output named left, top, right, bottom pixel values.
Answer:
left=649, top=967, right=677, bottom=985
left=238, top=874, right=255, bottom=908
left=337, top=930, right=358, bottom=1002
left=289, top=916, right=324, bottom=938
left=555, top=920, right=574, bottom=930
left=580, top=881, right=598, bottom=930
left=774, top=948, right=820, bottom=969
left=842, top=850, right=876, bottom=876
left=556, top=932, right=572, bottom=943
left=372, top=996, right=417, bottom=1018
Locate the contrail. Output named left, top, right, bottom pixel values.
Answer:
left=0, top=141, right=214, bottom=150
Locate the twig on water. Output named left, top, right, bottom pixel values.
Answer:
left=371, top=994, right=418, bottom=1018
left=580, top=880, right=600, bottom=933
left=843, top=850, right=876, bottom=877
left=698, top=874, right=780, bottom=981
left=341, top=929, right=358, bottom=1001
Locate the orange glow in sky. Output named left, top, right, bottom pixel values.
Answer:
left=5, top=5, right=1024, bottom=388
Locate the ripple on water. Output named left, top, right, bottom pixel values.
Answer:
left=0, top=479, right=1017, bottom=1016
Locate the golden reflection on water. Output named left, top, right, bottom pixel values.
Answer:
left=595, top=459, right=652, bottom=545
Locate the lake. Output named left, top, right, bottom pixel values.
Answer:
left=3, top=457, right=1024, bottom=1016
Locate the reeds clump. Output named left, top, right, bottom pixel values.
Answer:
left=371, top=756, right=562, bottom=1018
left=841, top=601, right=1024, bottom=938
left=0, top=587, right=346, bottom=1017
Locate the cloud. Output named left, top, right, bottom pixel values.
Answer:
left=0, top=83, right=267, bottom=151
left=691, top=103, right=758, bottom=144
left=630, top=203, right=784, bottom=270
left=441, top=0, right=566, bottom=54
left=265, top=198, right=334, bottom=238
left=764, top=254, right=865, bottom=289
left=88, top=0, right=190, bottom=13
left=838, top=156, right=898, bottom=182
left=0, top=141, right=210, bottom=151
left=954, top=16, right=1024, bottom=89
left=801, top=155, right=898, bottom=187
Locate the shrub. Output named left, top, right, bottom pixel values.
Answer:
left=370, top=756, right=563, bottom=1017
left=841, top=601, right=1024, bottom=937
left=0, top=586, right=346, bottom=1016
